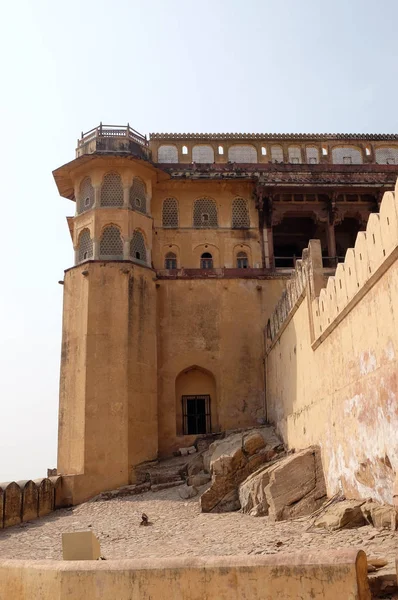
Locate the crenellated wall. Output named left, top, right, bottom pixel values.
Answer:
left=0, top=478, right=61, bottom=529
left=266, top=178, right=398, bottom=504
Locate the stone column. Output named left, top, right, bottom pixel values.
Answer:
left=123, top=238, right=130, bottom=260
left=93, top=185, right=101, bottom=209
left=266, top=227, right=274, bottom=268
left=327, top=223, right=336, bottom=262
left=123, top=185, right=130, bottom=209
left=93, top=239, right=100, bottom=260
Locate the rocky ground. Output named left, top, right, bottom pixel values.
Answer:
left=0, top=486, right=396, bottom=587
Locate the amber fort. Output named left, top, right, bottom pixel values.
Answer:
left=1, top=124, right=398, bottom=599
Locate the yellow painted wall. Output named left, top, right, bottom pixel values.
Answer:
left=266, top=181, right=398, bottom=504
left=58, top=262, right=157, bottom=504
left=157, top=278, right=284, bottom=456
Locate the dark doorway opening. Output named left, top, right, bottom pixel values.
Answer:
left=273, top=216, right=327, bottom=267
left=182, top=395, right=211, bottom=435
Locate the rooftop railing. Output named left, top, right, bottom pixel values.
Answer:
left=77, top=123, right=148, bottom=148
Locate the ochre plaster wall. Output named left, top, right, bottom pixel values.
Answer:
left=266, top=181, right=398, bottom=503
left=58, top=262, right=157, bottom=504
left=157, top=278, right=285, bottom=456
left=0, top=550, right=370, bottom=600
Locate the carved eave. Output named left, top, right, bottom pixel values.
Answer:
left=159, top=163, right=398, bottom=187
left=53, top=153, right=169, bottom=201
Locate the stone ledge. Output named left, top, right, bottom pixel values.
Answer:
left=0, top=549, right=371, bottom=600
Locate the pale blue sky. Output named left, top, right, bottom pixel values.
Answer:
left=0, top=0, right=397, bottom=481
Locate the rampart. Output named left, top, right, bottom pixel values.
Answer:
left=0, top=478, right=61, bottom=529
left=265, top=178, right=398, bottom=504
left=0, top=550, right=370, bottom=600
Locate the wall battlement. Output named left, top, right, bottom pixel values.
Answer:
left=267, top=178, right=398, bottom=350
left=0, top=478, right=61, bottom=529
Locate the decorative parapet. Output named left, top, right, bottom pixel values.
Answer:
left=150, top=132, right=398, bottom=141
left=266, top=178, right=398, bottom=349
left=0, top=477, right=62, bottom=528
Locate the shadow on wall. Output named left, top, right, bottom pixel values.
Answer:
left=0, top=477, right=61, bottom=529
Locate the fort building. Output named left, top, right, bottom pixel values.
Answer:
left=52, top=124, right=398, bottom=504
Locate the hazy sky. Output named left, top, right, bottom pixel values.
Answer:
left=0, top=0, right=397, bottom=482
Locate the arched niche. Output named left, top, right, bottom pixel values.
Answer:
left=175, top=366, right=218, bottom=437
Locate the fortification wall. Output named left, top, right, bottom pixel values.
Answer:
left=266, top=179, right=398, bottom=504
left=0, top=478, right=61, bottom=529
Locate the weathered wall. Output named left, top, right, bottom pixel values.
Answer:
left=266, top=180, right=398, bottom=503
left=157, top=277, right=285, bottom=455
left=0, top=550, right=370, bottom=600
left=58, top=262, right=157, bottom=504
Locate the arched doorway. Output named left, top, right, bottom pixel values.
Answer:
left=175, top=367, right=217, bottom=436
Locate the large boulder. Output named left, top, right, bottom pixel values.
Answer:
left=314, top=500, right=366, bottom=531
left=200, top=427, right=283, bottom=513
left=361, top=500, right=397, bottom=530
left=239, top=446, right=327, bottom=520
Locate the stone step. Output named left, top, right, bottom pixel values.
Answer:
left=151, top=480, right=185, bottom=492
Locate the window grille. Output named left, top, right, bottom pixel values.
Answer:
left=306, top=146, right=319, bottom=164
left=130, top=230, right=147, bottom=263
left=232, top=198, right=250, bottom=228
left=375, top=147, right=398, bottom=165
left=228, top=145, right=257, bottom=163
left=271, top=145, right=284, bottom=163
left=237, top=251, right=249, bottom=268
left=78, top=177, right=94, bottom=214
left=332, top=147, right=363, bottom=164
left=99, top=225, right=123, bottom=258
left=182, top=395, right=211, bottom=435
left=129, top=178, right=146, bottom=213
left=77, top=229, right=93, bottom=262
left=158, top=145, right=178, bottom=163
left=200, top=252, right=213, bottom=269
left=192, top=145, right=214, bottom=163
left=288, top=147, right=302, bottom=163
left=193, top=198, right=218, bottom=228
left=162, top=198, right=179, bottom=227
left=165, top=252, right=177, bottom=269
left=100, top=172, right=124, bottom=207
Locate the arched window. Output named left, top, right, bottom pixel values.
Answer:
left=192, top=145, right=215, bottom=163
left=193, top=198, right=218, bottom=228
left=129, top=178, right=146, bottom=213
left=78, top=177, right=94, bottom=214
left=77, top=229, right=93, bottom=263
left=100, top=172, right=123, bottom=207
left=200, top=252, right=213, bottom=269
left=271, top=145, right=284, bottom=163
left=158, top=145, right=178, bottom=163
left=375, top=147, right=398, bottom=165
left=130, top=230, right=147, bottom=263
left=228, top=145, right=257, bottom=163
left=236, top=251, right=249, bottom=269
left=162, top=198, right=179, bottom=227
left=306, top=147, right=319, bottom=164
left=99, top=225, right=123, bottom=259
left=332, top=147, right=363, bottom=164
left=288, top=147, right=302, bottom=164
left=232, top=198, right=250, bottom=228
left=165, top=252, right=177, bottom=269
